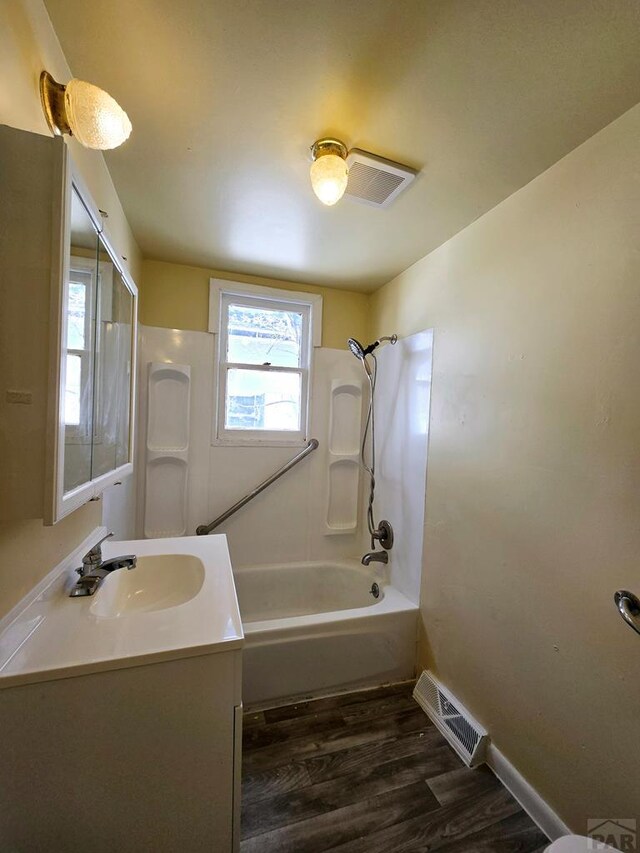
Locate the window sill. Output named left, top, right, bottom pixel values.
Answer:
left=212, top=436, right=308, bottom=449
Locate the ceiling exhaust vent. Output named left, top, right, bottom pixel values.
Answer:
left=345, top=149, right=418, bottom=208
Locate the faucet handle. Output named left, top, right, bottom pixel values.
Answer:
left=79, top=531, right=114, bottom=575
left=93, top=530, right=114, bottom=550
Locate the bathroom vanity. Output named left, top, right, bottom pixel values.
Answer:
left=0, top=532, right=243, bottom=852
left=0, top=125, right=137, bottom=524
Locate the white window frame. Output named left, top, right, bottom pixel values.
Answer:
left=64, top=256, right=96, bottom=443
left=64, top=255, right=114, bottom=444
left=209, top=279, right=322, bottom=447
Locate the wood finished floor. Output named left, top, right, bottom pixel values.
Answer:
left=241, top=682, right=548, bottom=853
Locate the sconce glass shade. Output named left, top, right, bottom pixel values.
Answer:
left=65, top=79, right=132, bottom=150
left=39, top=72, right=132, bottom=151
left=310, top=140, right=349, bottom=206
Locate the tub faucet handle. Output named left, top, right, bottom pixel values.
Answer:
left=372, top=520, right=394, bottom=550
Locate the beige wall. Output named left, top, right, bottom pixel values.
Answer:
left=371, top=103, right=640, bottom=829
left=0, top=0, right=142, bottom=281
left=140, top=259, right=369, bottom=351
left=0, top=0, right=141, bottom=618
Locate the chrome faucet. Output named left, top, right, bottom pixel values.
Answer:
left=361, top=550, right=389, bottom=566
left=69, top=531, right=137, bottom=597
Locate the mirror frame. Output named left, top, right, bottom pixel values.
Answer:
left=44, top=150, right=138, bottom=524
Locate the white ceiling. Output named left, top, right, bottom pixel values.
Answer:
left=45, top=0, right=640, bottom=292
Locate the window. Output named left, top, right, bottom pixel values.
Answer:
left=64, top=259, right=96, bottom=438
left=211, top=280, right=321, bottom=445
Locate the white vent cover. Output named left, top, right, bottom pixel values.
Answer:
left=345, top=149, right=417, bottom=208
left=413, top=671, right=489, bottom=767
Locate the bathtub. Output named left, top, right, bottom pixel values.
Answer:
left=233, top=559, right=418, bottom=707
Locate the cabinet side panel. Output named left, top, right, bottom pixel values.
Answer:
left=0, top=127, right=62, bottom=520
left=43, top=141, right=68, bottom=524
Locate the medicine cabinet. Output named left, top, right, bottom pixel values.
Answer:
left=0, top=125, right=137, bottom=524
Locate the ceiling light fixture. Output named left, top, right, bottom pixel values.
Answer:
left=309, top=138, right=349, bottom=206
left=39, top=71, right=132, bottom=151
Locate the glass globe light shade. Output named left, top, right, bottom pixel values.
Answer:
left=310, top=153, right=349, bottom=206
left=65, top=79, right=132, bottom=150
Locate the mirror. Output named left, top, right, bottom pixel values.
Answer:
left=63, top=188, right=98, bottom=493
left=62, top=188, right=135, bottom=498
left=92, top=238, right=134, bottom=479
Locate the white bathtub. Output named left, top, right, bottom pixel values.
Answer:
left=233, top=560, right=418, bottom=707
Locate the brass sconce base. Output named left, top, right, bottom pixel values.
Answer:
left=39, top=71, right=71, bottom=137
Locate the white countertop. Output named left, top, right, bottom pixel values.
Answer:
left=0, top=532, right=243, bottom=689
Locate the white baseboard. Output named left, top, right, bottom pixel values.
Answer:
left=486, top=743, right=571, bottom=842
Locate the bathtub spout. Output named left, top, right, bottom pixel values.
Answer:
left=361, top=550, right=388, bottom=566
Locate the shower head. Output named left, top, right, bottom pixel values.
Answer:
left=347, top=334, right=398, bottom=359
left=348, top=338, right=365, bottom=359
left=347, top=337, right=372, bottom=377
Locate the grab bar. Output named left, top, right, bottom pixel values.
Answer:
left=196, top=438, right=319, bottom=535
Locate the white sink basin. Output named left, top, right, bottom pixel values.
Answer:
left=90, top=554, right=205, bottom=619
left=0, top=533, right=244, bottom=688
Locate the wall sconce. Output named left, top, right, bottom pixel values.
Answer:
left=310, top=139, right=349, bottom=206
left=39, top=71, right=132, bottom=151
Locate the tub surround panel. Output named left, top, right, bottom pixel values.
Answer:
left=307, top=348, right=370, bottom=563
left=136, top=327, right=213, bottom=541
left=214, top=348, right=368, bottom=566
left=136, top=327, right=369, bottom=565
left=374, top=330, right=433, bottom=603
left=370, top=103, right=640, bottom=829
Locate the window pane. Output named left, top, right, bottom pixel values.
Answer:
left=67, top=281, right=87, bottom=349
left=65, top=353, right=81, bottom=425
left=226, top=369, right=301, bottom=432
left=227, top=303, right=302, bottom=367
left=64, top=190, right=97, bottom=495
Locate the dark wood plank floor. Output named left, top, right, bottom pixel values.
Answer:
left=241, top=682, right=548, bottom=853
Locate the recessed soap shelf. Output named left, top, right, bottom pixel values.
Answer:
left=328, top=379, right=362, bottom=456
left=147, top=363, right=190, bottom=451
left=144, top=362, right=191, bottom=538
left=325, top=378, right=362, bottom=535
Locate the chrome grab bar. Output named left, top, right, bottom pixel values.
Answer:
left=196, top=439, right=319, bottom=535
left=614, top=590, right=640, bottom=636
